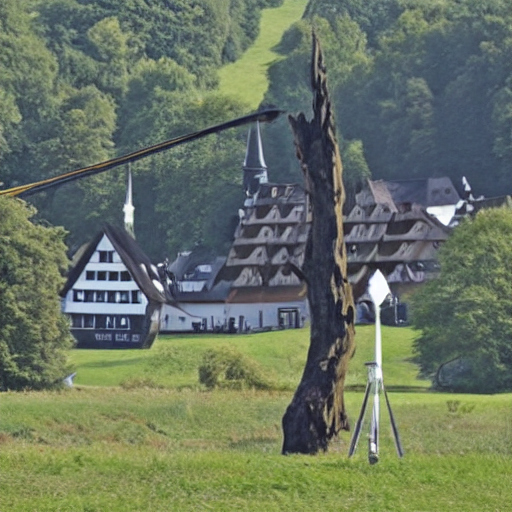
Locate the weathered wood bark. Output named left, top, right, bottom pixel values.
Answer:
left=281, top=34, right=356, bottom=454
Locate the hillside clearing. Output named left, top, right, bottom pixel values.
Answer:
left=218, top=0, right=309, bottom=108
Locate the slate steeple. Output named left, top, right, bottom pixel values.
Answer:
left=243, top=121, right=268, bottom=198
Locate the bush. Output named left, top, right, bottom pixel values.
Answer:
left=198, top=347, right=270, bottom=390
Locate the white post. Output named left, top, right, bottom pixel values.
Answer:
left=374, top=302, right=382, bottom=377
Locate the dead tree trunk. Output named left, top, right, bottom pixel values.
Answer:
left=281, top=34, right=356, bottom=455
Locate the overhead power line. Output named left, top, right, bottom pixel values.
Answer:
left=0, top=107, right=283, bottom=199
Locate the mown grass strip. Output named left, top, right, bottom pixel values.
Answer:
left=218, top=0, right=309, bottom=109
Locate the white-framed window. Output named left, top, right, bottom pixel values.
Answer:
left=99, top=250, right=114, bottom=263
left=73, top=290, right=84, bottom=302
left=108, top=271, right=119, bottom=281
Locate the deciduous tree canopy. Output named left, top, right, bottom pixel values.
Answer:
left=411, top=208, right=512, bottom=393
left=0, top=197, right=74, bottom=391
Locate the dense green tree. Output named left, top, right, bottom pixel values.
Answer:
left=116, top=57, right=196, bottom=151
left=412, top=208, right=512, bottom=393
left=335, top=0, right=512, bottom=197
left=35, top=0, right=276, bottom=89
left=29, top=85, right=119, bottom=250
left=340, top=138, right=371, bottom=211
left=135, top=92, right=250, bottom=259
left=304, top=0, right=402, bottom=47
left=0, top=0, right=60, bottom=186
left=263, top=16, right=371, bottom=200
left=86, top=17, right=131, bottom=96
left=0, top=87, right=21, bottom=161
left=0, top=197, right=74, bottom=391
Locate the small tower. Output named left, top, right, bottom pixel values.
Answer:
left=243, top=121, right=268, bottom=203
left=123, top=164, right=135, bottom=238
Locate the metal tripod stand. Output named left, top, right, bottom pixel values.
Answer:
left=348, top=361, right=404, bottom=463
left=348, top=270, right=404, bottom=464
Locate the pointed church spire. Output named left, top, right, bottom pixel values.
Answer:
left=123, top=164, right=135, bottom=238
left=243, top=121, right=268, bottom=197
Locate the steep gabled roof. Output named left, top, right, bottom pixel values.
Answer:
left=384, top=177, right=461, bottom=207
left=61, top=224, right=166, bottom=303
left=357, top=180, right=398, bottom=212
left=61, top=231, right=103, bottom=297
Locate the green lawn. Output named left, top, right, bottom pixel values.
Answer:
left=1, top=326, right=511, bottom=510
left=69, top=325, right=430, bottom=391
left=217, top=0, right=309, bottom=108
left=0, top=387, right=510, bottom=511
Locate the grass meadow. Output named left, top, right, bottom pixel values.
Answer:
left=1, top=325, right=511, bottom=511
left=217, top=0, right=309, bottom=109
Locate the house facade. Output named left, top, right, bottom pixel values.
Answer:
left=158, top=127, right=459, bottom=332
left=159, top=122, right=310, bottom=333
left=345, top=179, right=454, bottom=299
left=61, top=225, right=166, bottom=348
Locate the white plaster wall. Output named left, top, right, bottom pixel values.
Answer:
left=160, top=299, right=309, bottom=332
left=63, top=234, right=148, bottom=316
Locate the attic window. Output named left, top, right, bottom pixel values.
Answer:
left=86, top=271, right=95, bottom=280
left=108, top=271, right=119, bottom=281
left=97, top=271, right=107, bottom=281
left=99, top=250, right=114, bottom=263
left=121, top=271, right=131, bottom=281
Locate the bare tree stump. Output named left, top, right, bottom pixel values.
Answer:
left=281, top=34, right=356, bottom=455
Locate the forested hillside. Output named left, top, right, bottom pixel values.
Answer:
left=264, top=0, right=512, bottom=200
left=0, top=0, right=282, bottom=259
left=1, top=0, right=511, bottom=262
